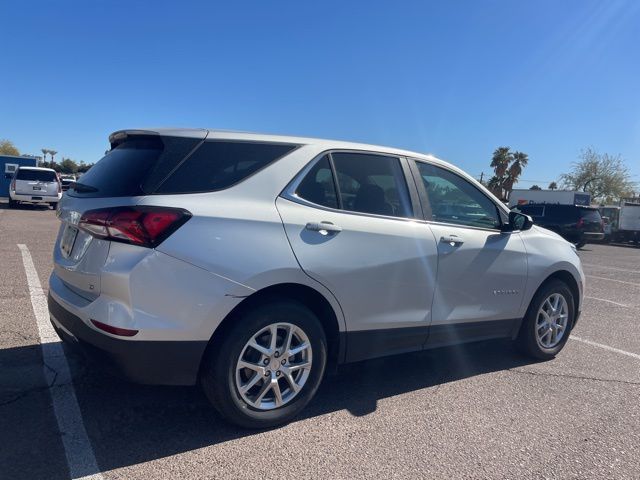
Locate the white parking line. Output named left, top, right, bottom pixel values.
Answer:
left=587, top=275, right=640, bottom=287
left=583, top=263, right=640, bottom=275
left=18, top=244, right=104, bottom=480
left=571, top=335, right=640, bottom=361
left=584, top=296, right=630, bottom=308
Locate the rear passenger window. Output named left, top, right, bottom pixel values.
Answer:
left=156, top=141, right=296, bottom=194
left=295, top=156, right=339, bottom=209
left=331, top=153, right=413, bottom=218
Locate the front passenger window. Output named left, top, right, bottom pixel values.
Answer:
left=416, top=162, right=501, bottom=229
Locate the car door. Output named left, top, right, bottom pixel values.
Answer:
left=276, top=151, right=438, bottom=362
left=409, top=160, right=528, bottom=347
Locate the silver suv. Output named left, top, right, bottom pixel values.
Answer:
left=49, top=129, right=584, bottom=428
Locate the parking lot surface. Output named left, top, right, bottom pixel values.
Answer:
left=1, top=202, right=639, bottom=479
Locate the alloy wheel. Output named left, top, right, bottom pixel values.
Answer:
left=235, top=322, right=313, bottom=410
left=535, top=293, right=569, bottom=349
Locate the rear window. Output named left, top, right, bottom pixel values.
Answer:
left=518, top=205, right=544, bottom=217
left=154, top=141, right=297, bottom=194
left=579, top=208, right=602, bottom=222
left=68, top=136, right=201, bottom=197
left=16, top=169, right=57, bottom=182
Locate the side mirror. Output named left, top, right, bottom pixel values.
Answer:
left=503, top=211, right=533, bottom=232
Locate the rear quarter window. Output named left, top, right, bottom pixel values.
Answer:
left=155, top=141, right=297, bottom=194
left=579, top=208, right=602, bottom=222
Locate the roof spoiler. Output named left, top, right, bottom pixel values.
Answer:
left=108, top=129, right=208, bottom=149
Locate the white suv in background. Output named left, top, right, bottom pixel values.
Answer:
left=48, top=128, right=584, bottom=428
left=9, top=166, right=62, bottom=208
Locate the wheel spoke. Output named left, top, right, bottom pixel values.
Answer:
left=288, top=360, right=311, bottom=371
left=271, top=377, right=283, bottom=407
left=248, top=339, right=271, bottom=356
left=238, top=360, right=266, bottom=376
left=282, top=326, right=294, bottom=355
left=239, top=373, right=262, bottom=394
left=281, top=368, right=301, bottom=393
left=288, top=342, right=309, bottom=357
left=269, top=324, right=279, bottom=352
left=254, top=380, right=272, bottom=406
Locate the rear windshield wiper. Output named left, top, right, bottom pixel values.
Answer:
left=71, top=182, right=99, bottom=193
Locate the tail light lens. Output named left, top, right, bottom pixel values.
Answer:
left=10, top=178, right=16, bottom=192
left=57, top=181, right=62, bottom=194
left=576, top=217, right=584, bottom=229
left=79, top=206, right=191, bottom=247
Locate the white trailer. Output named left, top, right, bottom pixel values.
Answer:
left=508, top=189, right=591, bottom=208
left=614, top=201, right=640, bottom=244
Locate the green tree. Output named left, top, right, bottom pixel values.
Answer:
left=59, top=158, right=79, bottom=174
left=560, top=148, right=637, bottom=203
left=49, top=150, right=58, bottom=165
left=0, top=139, right=20, bottom=156
left=548, top=182, right=558, bottom=190
left=529, top=185, right=542, bottom=190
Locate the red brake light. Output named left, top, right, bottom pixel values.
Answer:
left=10, top=178, right=16, bottom=191
left=57, top=181, right=62, bottom=194
left=79, top=206, right=191, bottom=247
left=576, top=217, right=584, bottom=228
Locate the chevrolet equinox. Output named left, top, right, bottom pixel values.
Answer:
left=49, top=129, right=584, bottom=428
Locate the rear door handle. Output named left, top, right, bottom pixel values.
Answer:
left=440, top=235, right=464, bottom=246
left=305, top=222, right=342, bottom=235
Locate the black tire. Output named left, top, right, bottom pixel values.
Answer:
left=516, top=280, right=575, bottom=360
left=575, top=241, right=586, bottom=249
left=8, top=199, right=17, bottom=209
left=49, top=202, right=57, bottom=209
left=201, top=300, right=327, bottom=429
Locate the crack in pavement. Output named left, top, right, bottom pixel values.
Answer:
left=508, top=367, right=640, bottom=386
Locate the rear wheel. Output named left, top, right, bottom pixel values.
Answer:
left=201, top=300, right=327, bottom=429
left=8, top=199, right=17, bottom=209
left=49, top=202, right=57, bottom=209
left=517, top=280, right=575, bottom=360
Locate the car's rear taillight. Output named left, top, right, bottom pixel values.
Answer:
left=576, top=217, right=584, bottom=229
left=79, top=206, right=191, bottom=247
left=57, top=181, right=62, bottom=194
left=10, top=178, right=15, bottom=192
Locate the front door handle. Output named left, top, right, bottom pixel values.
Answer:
left=440, top=234, right=464, bottom=246
left=305, top=221, right=342, bottom=235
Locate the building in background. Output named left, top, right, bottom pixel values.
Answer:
left=0, top=155, right=38, bottom=198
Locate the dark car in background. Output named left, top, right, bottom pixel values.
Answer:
left=514, top=203, right=604, bottom=248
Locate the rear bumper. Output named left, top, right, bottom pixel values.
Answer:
left=10, top=192, right=61, bottom=203
left=581, top=232, right=605, bottom=242
left=48, top=293, right=207, bottom=385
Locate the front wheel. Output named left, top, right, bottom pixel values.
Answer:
left=516, top=280, right=575, bottom=360
left=201, top=300, right=327, bottom=429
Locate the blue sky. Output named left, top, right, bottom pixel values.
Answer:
left=2, top=0, right=639, bottom=188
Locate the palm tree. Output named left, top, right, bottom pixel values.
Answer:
left=490, top=147, right=513, bottom=200
left=506, top=151, right=529, bottom=198
left=491, top=147, right=512, bottom=179
left=50, top=150, right=58, bottom=166
left=41, top=148, right=49, bottom=167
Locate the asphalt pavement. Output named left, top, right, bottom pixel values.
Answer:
left=1, top=201, right=639, bottom=479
